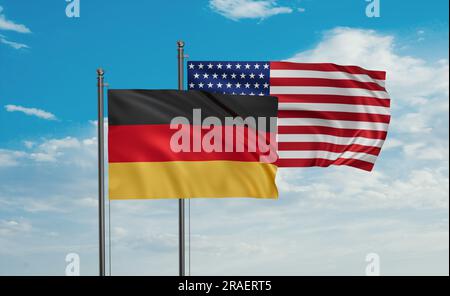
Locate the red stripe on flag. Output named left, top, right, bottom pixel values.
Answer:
left=109, top=124, right=276, bottom=163
left=276, top=94, right=390, bottom=107
left=278, top=142, right=381, bottom=156
left=277, top=126, right=388, bottom=140
left=275, top=158, right=375, bottom=171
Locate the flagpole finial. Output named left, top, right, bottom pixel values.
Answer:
left=97, top=68, right=104, bottom=76
left=177, top=40, right=185, bottom=48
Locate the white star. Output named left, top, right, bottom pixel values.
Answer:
left=232, top=92, right=236, bottom=95
left=245, top=63, right=250, bottom=69
left=235, top=83, right=241, bottom=88
left=240, top=92, right=245, bottom=95
left=259, top=73, right=265, bottom=79
left=198, top=63, right=204, bottom=69
left=226, top=83, right=232, bottom=88
left=189, top=83, right=195, bottom=88
left=189, top=63, right=195, bottom=69
left=259, top=92, right=264, bottom=96
left=217, top=82, right=223, bottom=88
left=249, top=73, right=255, bottom=79
left=193, top=73, right=200, bottom=79
left=207, top=63, right=213, bottom=69
left=212, top=73, right=218, bottom=79
left=226, top=63, right=232, bottom=69
left=217, top=63, right=223, bottom=69
left=222, top=73, right=227, bottom=79
left=245, top=83, right=250, bottom=88
left=240, top=73, right=246, bottom=79
left=263, top=63, right=269, bottom=69
left=198, top=82, right=204, bottom=88
left=249, top=92, right=255, bottom=96
left=263, top=83, right=269, bottom=88
left=207, top=82, right=213, bottom=88
left=236, top=63, right=241, bottom=69
left=231, top=73, right=237, bottom=79
left=203, top=73, right=209, bottom=79
left=254, top=64, right=260, bottom=69
left=254, top=83, right=260, bottom=88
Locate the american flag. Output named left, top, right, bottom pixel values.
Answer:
left=187, top=61, right=390, bottom=171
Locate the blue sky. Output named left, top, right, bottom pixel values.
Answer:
left=0, top=0, right=449, bottom=275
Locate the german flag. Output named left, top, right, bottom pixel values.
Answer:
left=108, top=90, right=279, bottom=199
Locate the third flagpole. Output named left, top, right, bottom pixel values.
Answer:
left=177, top=41, right=186, bottom=276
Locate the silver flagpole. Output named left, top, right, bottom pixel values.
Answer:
left=97, top=68, right=106, bottom=276
left=177, top=41, right=186, bottom=277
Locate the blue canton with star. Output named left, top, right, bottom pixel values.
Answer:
left=187, top=61, right=270, bottom=96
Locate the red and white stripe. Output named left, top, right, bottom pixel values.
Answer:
left=270, top=62, right=391, bottom=171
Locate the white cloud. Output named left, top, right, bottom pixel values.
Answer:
left=0, top=6, right=31, bottom=33
left=417, top=30, right=425, bottom=42
left=392, top=113, right=432, bottom=134
left=0, top=219, right=32, bottom=236
left=0, top=34, right=29, bottom=49
left=5, top=104, right=57, bottom=120
left=29, top=137, right=81, bottom=162
left=38, top=137, right=81, bottom=152
left=82, top=138, right=96, bottom=146
left=0, top=136, right=96, bottom=167
left=23, top=199, right=69, bottom=213
left=23, top=141, right=35, bottom=149
left=0, top=6, right=31, bottom=50
left=404, top=142, right=449, bottom=161
left=209, top=0, right=292, bottom=20
left=74, top=196, right=98, bottom=208
left=0, top=149, right=26, bottom=167
left=382, top=138, right=403, bottom=151
left=278, top=167, right=449, bottom=210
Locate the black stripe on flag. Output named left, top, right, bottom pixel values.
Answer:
left=108, top=90, right=278, bottom=127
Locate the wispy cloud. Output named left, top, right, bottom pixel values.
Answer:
left=0, top=6, right=31, bottom=33
left=209, top=0, right=293, bottom=20
left=0, top=34, right=29, bottom=49
left=0, top=135, right=96, bottom=167
left=0, top=6, right=31, bottom=50
left=4, top=105, right=57, bottom=120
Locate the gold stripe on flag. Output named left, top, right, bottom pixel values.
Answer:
left=109, top=161, right=278, bottom=199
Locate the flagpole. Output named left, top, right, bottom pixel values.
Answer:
left=97, top=68, right=106, bottom=276
left=177, top=41, right=186, bottom=277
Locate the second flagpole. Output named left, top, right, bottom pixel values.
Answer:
left=177, top=40, right=186, bottom=277
left=97, top=68, right=106, bottom=276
